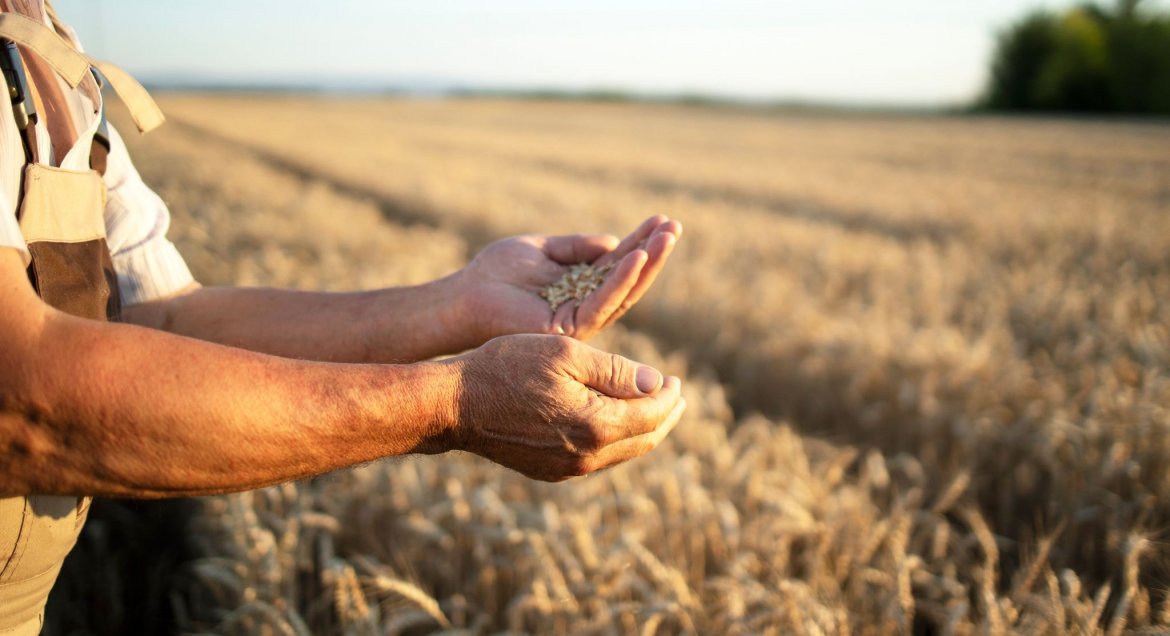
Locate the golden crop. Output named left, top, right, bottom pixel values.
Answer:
left=540, top=262, right=615, bottom=311
left=73, top=96, right=1170, bottom=635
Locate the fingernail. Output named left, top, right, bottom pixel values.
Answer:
left=636, top=366, right=662, bottom=394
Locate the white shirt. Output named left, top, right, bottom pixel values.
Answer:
left=0, top=9, right=193, bottom=306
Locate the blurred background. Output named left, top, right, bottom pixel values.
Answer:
left=38, top=1, right=1170, bottom=634
left=56, top=0, right=1170, bottom=113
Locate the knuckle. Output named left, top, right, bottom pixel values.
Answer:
left=561, top=410, right=607, bottom=453
left=545, top=334, right=576, bottom=359
left=480, top=335, right=505, bottom=354
left=578, top=422, right=609, bottom=452
left=639, top=439, right=658, bottom=456
left=561, top=320, right=577, bottom=339
left=564, top=456, right=592, bottom=478
left=608, top=355, right=626, bottom=387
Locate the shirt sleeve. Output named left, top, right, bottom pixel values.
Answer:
left=0, top=195, right=28, bottom=264
left=0, top=60, right=29, bottom=265
left=102, top=123, right=196, bottom=305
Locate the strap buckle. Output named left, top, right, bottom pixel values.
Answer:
left=91, top=69, right=110, bottom=152
left=0, top=39, right=36, bottom=132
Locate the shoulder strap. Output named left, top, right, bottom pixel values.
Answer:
left=0, top=9, right=163, bottom=181
left=0, top=38, right=39, bottom=165
left=0, top=12, right=86, bottom=87
left=42, top=1, right=164, bottom=134
left=87, top=59, right=165, bottom=134
left=0, top=9, right=165, bottom=135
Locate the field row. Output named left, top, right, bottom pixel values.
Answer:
left=92, top=97, right=1170, bottom=634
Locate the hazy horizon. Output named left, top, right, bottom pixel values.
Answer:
left=55, top=0, right=1170, bottom=108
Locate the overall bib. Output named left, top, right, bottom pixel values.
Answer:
left=0, top=9, right=164, bottom=634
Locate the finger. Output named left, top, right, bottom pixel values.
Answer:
left=551, top=297, right=576, bottom=336
left=574, top=248, right=647, bottom=338
left=641, top=218, right=681, bottom=239
left=593, top=215, right=669, bottom=268
left=588, top=375, right=682, bottom=448
left=543, top=234, right=620, bottom=265
left=600, top=229, right=678, bottom=331
left=583, top=397, right=687, bottom=474
left=565, top=345, right=670, bottom=400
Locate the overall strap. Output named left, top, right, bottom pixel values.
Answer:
left=0, top=10, right=87, bottom=173
left=0, top=7, right=166, bottom=177
left=87, top=59, right=165, bottom=134
left=0, top=12, right=86, bottom=86
left=43, top=2, right=166, bottom=135
left=0, top=38, right=39, bottom=165
left=0, top=8, right=167, bottom=135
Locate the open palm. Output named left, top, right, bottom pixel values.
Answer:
left=460, top=215, right=681, bottom=342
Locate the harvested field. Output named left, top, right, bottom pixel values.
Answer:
left=54, top=96, right=1170, bottom=634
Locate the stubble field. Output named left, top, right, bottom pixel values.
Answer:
left=64, top=96, right=1170, bottom=635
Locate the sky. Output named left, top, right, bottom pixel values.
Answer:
left=53, top=0, right=1170, bottom=107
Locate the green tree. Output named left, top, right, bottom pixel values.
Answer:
left=1118, top=0, right=1142, bottom=20
left=985, top=11, right=1059, bottom=110
left=1033, top=8, right=1111, bottom=111
left=1106, top=6, right=1170, bottom=112
left=983, top=0, right=1170, bottom=114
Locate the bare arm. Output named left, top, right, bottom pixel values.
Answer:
left=122, top=275, right=477, bottom=363
left=1, top=249, right=684, bottom=498
left=121, top=216, right=682, bottom=363
left=0, top=249, right=456, bottom=498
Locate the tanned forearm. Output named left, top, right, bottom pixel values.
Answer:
left=121, top=274, right=479, bottom=363
left=0, top=254, right=459, bottom=498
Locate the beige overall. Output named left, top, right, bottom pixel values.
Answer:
left=0, top=8, right=164, bottom=633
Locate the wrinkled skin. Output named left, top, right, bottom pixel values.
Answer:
left=430, top=334, right=686, bottom=482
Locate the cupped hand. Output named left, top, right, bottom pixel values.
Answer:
left=436, top=334, right=686, bottom=482
left=458, top=215, right=682, bottom=343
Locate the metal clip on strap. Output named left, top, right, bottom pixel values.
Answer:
left=1, top=40, right=35, bottom=129
left=0, top=37, right=39, bottom=165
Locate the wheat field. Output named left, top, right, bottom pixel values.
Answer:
left=50, top=96, right=1170, bottom=635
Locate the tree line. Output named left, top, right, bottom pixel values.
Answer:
left=984, top=0, right=1170, bottom=114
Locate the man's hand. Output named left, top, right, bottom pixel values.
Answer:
left=430, top=334, right=686, bottom=482
left=457, top=215, right=682, bottom=343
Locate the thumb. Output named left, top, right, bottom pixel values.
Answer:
left=569, top=346, right=663, bottom=399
